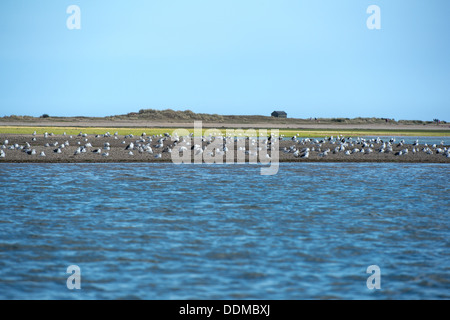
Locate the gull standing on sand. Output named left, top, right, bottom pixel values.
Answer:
left=301, top=148, right=310, bottom=158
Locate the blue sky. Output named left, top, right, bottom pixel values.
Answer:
left=0, top=0, right=449, bottom=120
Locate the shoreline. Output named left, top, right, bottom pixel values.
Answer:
left=1, top=133, right=449, bottom=164
left=1, top=159, right=449, bottom=164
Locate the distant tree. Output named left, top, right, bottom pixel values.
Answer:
left=40, top=114, right=50, bottom=118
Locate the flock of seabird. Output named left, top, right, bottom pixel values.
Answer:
left=0, top=131, right=172, bottom=159
left=282, top=135, right=450, bottom=158
left=0, top=131, right=449, bottom=161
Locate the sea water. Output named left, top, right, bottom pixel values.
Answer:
left=0, top=162, right=448, bottom=299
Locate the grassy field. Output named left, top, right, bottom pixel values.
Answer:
left=2, top=109, right=447, bottom=126
left=0, top=126, right=449, bottom=137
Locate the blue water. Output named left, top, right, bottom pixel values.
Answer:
left=358, top=136, right=447, bottom=145
left=0, top=163, right=449, bottom=300
left=283, top=136, right=447, bottom=145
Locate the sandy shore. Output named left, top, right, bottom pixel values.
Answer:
left=1, top=133, right=449, bottom=164
left=1, top=120, right=449, bottom=131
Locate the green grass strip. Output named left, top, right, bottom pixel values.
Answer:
left=0, top=126, right=449, bottom=137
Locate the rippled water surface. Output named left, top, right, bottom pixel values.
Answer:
left=0, top=163, right=449, bottom=299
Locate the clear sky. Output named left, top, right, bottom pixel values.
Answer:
left=0, top=0, right=449, bottom=120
